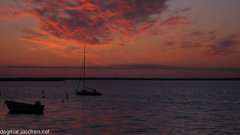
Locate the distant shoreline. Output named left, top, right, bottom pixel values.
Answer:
left=0, top=77, right=239, bottom=81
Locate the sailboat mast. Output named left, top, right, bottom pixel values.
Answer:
left=83, top=42, right=85, bottom=90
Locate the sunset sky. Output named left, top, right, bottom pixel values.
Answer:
left=0, top=0, right=240, bottom=78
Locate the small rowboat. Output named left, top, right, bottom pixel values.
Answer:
left=4, top=100, right=44, bottom=114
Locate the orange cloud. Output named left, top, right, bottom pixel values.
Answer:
left=19, top=36, right=82, bottom=58
left=25, top=44, right=37, bottom=51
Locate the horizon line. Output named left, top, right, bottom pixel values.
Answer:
left=2, top=65, right=240, bottom=72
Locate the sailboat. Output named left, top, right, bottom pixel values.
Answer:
left=75, top=43, right=101, bottom=96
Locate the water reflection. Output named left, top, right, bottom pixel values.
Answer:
left=0, top=80, right=240, bottom=134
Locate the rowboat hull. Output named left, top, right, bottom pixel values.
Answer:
left=4, top=100, right=44, bottom=114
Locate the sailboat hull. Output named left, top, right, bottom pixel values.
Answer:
left=75, top=91, right=101, bottom=96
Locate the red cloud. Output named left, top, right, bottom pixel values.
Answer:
left=1, top=0, right=168, bottom=44
left=1, top=0, right=200, bottom=58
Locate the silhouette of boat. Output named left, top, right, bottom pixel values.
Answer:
left=76, top=88, right=101, bottom=96
left=75, top=42, right=101, bottom=96
left=4, top=100, right=44, bottom=114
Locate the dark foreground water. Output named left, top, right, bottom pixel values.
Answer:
left=0, top=80, right=240, bottom=134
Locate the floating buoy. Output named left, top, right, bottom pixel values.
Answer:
left=62, top=100, right=64, bottom=103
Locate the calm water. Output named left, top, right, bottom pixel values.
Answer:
left=0, top=80, right=240, bottom=134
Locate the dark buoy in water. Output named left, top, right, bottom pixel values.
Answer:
left=62, top=100, right=64, bottom=103
left=66, top=93, right=68, bottom=99
left=42, top=96, right=45, bottom=98
left=0, top=92, right=1, bottom=96
left=42, top=91, right=44, bottom=94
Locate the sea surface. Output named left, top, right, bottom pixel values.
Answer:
left=0, top=80, right=240, bottom=135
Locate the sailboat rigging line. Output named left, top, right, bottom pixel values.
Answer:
left=76, top=42, right=86, bottom=91
left=76, top=59, right=84, bottom=90
left=83, top=42, right=86, bottom=90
